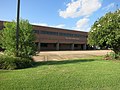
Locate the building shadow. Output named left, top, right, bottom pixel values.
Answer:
left=33, top=59, right=95, bottom=67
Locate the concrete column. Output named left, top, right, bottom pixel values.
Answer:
left=38, top=42, right=41, bottom=51
left=56, top=43, right=59, bottom=51
left=72, top=43, right=74, bottom=50
left=83, top=44, right=86, bottom=50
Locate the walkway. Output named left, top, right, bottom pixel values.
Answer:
left=33, top=50, right=112, bottom=62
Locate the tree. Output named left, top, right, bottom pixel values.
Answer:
left=0, top=30, right=2, bottom=49
left=88, top=9, right=120, bottom=54
left=0, top=19, right=36, bottom=57
left=0, top=30, right=2, bottom=44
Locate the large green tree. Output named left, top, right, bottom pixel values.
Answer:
left=0, top=19, right=36, bottom=57
left=88, top=9, right=120, bottom=54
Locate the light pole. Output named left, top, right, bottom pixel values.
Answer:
left=16, top=0, right=20, bottom=56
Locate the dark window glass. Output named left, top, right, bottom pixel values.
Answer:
left=59, top=33, right=67, bottom=36
left=41, top=31, right=58, bottom=36
left=33, top=30, right=39, bottom=34
left=41, top=43, right=48, bottom=47
left=54, top=44, right=56, bottom=47
left=59, top=32, right=83, bottom=38
left=74, top=44, right=78, bottom=47
left=33, top=30, right=86, bottom=38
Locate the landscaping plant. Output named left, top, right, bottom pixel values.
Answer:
left=88, top=9, right=120, bottom=59
left=0, top=19, right=36, bottom=69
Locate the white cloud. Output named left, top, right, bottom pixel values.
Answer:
left=78, top=28, right=90, bottom=32
left=73, top=27, right=90, bottom=32
left=59, top=0, right=101, bottom=18
left=52, top=24, right=65, bottom=28
left=32, top=23, right=48, bottom=26
left=102, top=3, right=115, bottom=11
left=76, top=17, right=89, bottom=28
left=73, top=17, right=90, bottom=32
left=31, top=23, right=65, bottom=28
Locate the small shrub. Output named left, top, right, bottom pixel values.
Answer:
left=0, top=55, right=33, bottom=70
left=15, top=57, right=33, bottom=69
left=104, top=52, right=120, bottom=60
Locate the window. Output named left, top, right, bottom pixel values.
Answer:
left=33, top=30, right=86, bottom=38
left=33, top=30, right=39, bottom=34
left=41, top=31, right=58, bottom=36
left=54, top=44, right=56, bottom=47
left=74, top=44, right=78, bottom=47
left=41, top=43, right=48, bottom=47
left=59, top=32, right=86, bottom=38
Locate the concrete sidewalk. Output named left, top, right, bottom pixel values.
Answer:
left=33, top=50, right=112, bottom=62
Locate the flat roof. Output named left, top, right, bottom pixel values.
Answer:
left=0, top=20, right=88, bottom=34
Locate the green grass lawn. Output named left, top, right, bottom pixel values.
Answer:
left=1, top=57, right=120, bottom=90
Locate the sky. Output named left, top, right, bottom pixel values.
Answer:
left=0, top=0, right=120, bottom=32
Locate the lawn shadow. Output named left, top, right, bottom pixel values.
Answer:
left=33, top=58, right=95, bottom=67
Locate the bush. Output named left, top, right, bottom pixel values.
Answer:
left=104, top=52, right=120, bottom=60
left=0, top=20, right=36, bottom=57
left=0, top=55, right=33, bottom=70
left=88, top=10, right=120, bottom=54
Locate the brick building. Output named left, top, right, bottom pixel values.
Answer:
left=0, top=20, right=88, bottom=51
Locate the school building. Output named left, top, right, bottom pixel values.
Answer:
left=0, top=20, right=88, bottom=51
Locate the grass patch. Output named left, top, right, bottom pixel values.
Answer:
left=1, top=56, right=120, bottom=90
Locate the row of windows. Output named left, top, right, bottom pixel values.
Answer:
left=33, top=30, right=87, bottom=38
left=41, top=31, right=58, bottom=36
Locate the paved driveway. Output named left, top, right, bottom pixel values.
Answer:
left=33, top=50, right=112, bottom=62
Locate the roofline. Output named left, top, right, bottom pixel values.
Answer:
left=0, top=20, right=11, bottom=23
left=32, top=24, right=88, bottom=33
left=0, top=20, right=88, bottom=33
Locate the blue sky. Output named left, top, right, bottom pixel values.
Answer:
left=0, top=0, right=120, bottom=32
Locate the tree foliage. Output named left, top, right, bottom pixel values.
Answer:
left=0, top=19, right=36, bottom=57
left=88, top=9, right=120, bottom=54
left=0, top=30, right=2, bottom=45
